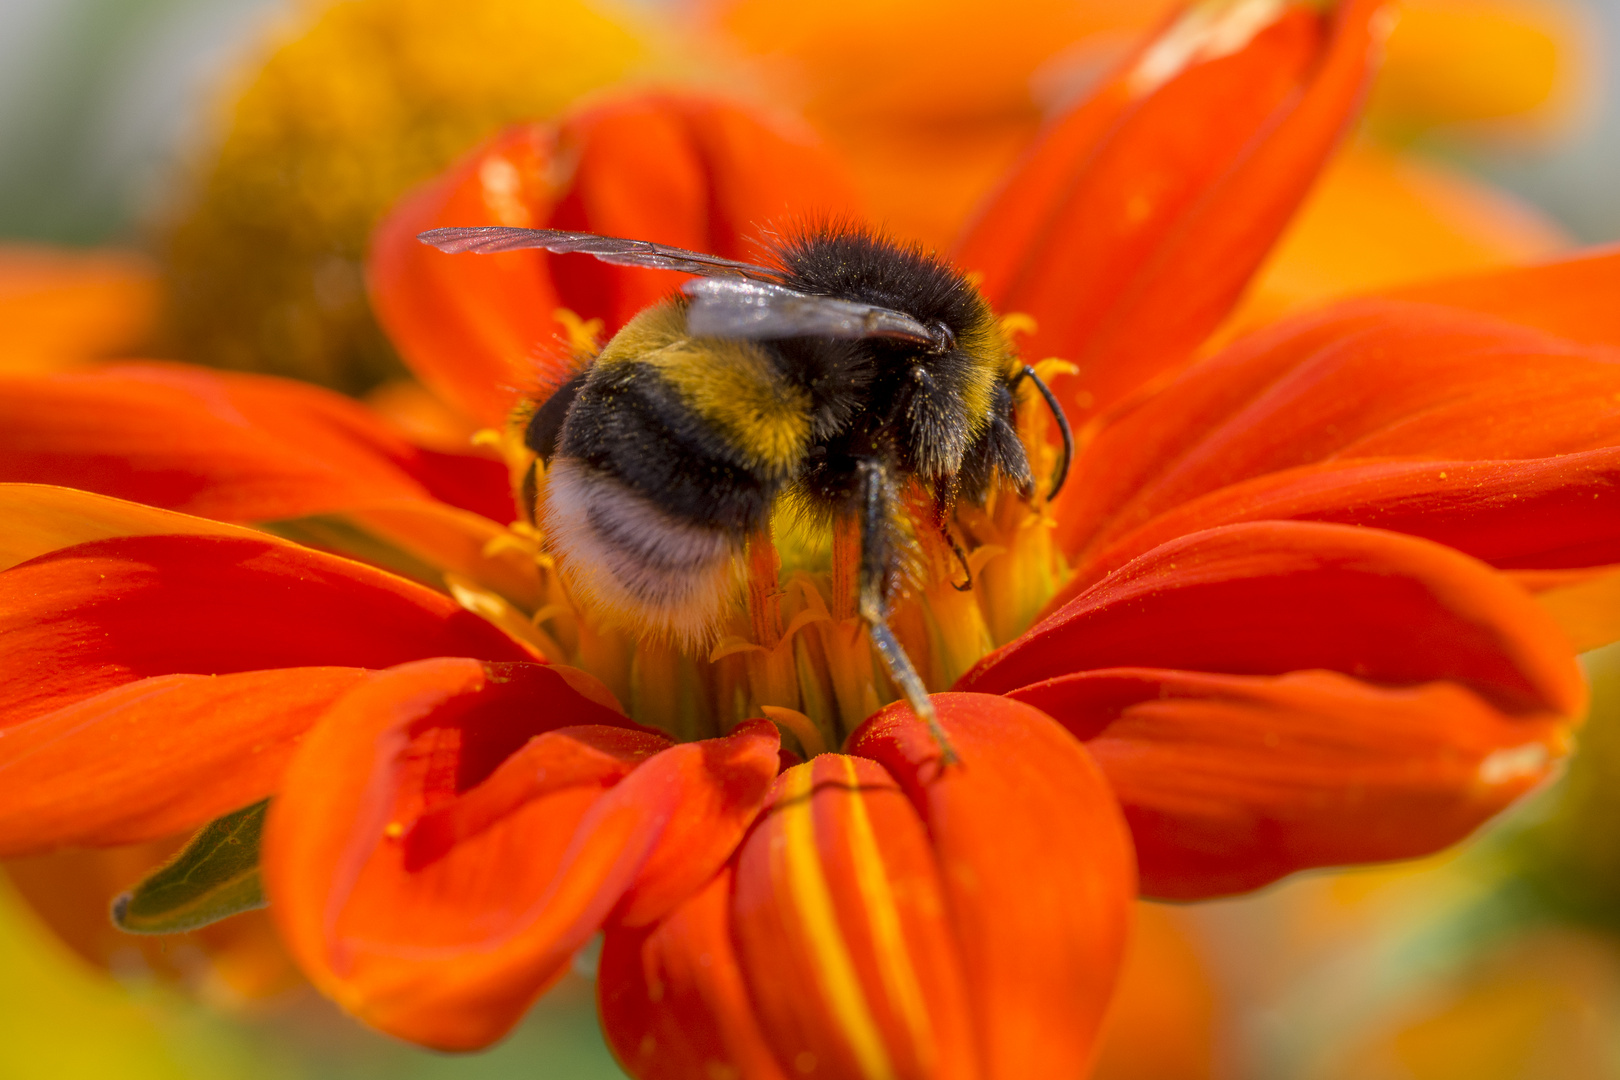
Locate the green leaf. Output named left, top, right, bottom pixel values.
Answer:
left=111, top=800, right=270, bottom=935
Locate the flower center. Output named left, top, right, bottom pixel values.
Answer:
left=462, top=322, right=1071, bottom=757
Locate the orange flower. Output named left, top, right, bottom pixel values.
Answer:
left=0, top=247, right=158, bottom=375
left=2, top=2, right=1616, bottom=1075
left=700, top=0, right=1581, bottom=252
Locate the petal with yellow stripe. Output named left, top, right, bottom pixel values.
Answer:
left=731, top=754, right=976, bottom=1080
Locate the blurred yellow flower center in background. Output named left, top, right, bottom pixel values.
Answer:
left=157, top=0, right=654, bottom=393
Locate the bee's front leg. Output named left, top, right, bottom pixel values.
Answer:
left=854, top=459, right=959, bottom=765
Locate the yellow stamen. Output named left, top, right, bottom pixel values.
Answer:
left=446, top=574, right=568, bottom=663
left=761, top=705, right=828, bottom=758
left=749, top=531, right=785, bottom=650
left=553, top=308, right=604, bottom=353
left=999, top=311, right=1038, bottom=341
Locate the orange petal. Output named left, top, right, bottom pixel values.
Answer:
left=265, top=658, right=644, bottom=1047
left=367, top=124, right=564, bottom=428
left=1371, top=0, right=1577, bottom=131
left=265, top=658, right=777, bottom=1049
left=955, top=0, right=1392, bottom=418
left=611, top=718, right=783, bottom=928
left=599, top=867, right=790, bottom=1080
left=546, top=94, right=864, bottom=332
left=0, top=483, right=265, bottom=571
left=0, top=484, right=538, bottom=628
left=704, top=0, right=1167, bottom=127
left=368, top=92, right=861, bottom=427
left=1055, top=300, right=1620, bottom=578
left=1008, top=667, right=1569, bottom=898
left=0, top=245, right=158, bottom=374
left=1385, top=243, right=1620, bottom=349
left=728, top=753, right=980, bottom=1080
left=601, top=696, right=1135, bottom=1080
left=0, top=530, right=535, bottom=729
left=703, top=0, right=1177, bottom=248
left=321, top=497, right=547, bottom=612
left=1072, top=449, right=1620, bottom=595
left=850, top=693, right=1135, bottom=1080
left=0, top=362, right=512, bottom=524
left=1532, top=564, right=1620, bottom=653
left=1214, top=142, right=1569, bottom=344
left=963, top=521, right=1585, bottom=723
left=0, top=668, right=370, bottom=857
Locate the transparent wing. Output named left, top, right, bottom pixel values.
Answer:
left=417, top=226, right=780, bottom=280
left=682, top=277, right=938, bottom=345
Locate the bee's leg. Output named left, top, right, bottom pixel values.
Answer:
left=855, top=460, right=960, bottom=765
left=519, top=460, right=540, bottom=527
left=938, top=523, right=972, bottom=591
left=1010, top=364, right=1074, bottom=499
left=524, top=368, right=589, bottom=464
left=931, top=479, right=972, bottom=592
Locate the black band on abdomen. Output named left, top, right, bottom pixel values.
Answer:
left=559, top=361, right=779, bottom=536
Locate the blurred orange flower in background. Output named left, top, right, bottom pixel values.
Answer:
left=1, top=0, right=1617, bottom=1078
left=0, top=248, right=159, bottom=376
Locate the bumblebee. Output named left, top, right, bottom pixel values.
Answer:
left=420, top=224, right=1071, bottom=755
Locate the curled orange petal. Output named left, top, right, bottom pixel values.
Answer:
left=0, top=483, right=266, bottom=571
left=368, top=124, right=565, bottom=428
left=265, top=658, right=777, bottom=1049
left=369, top=92, right=862, bottom=427
left=546, top=95, right=864, bottom=332
left=956, top=0, right=1392, bottom=419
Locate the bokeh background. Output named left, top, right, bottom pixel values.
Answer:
left=3, top=1, right=1620, bottom=1077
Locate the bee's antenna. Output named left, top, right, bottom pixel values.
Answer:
left=1013, top=365, right=1074, bottom=500
left=856, top=461, right=959, bottom=765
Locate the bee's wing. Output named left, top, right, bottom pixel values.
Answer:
left=682, top=277, right=938, bottom=345
left=417, top=226, right=780, bottom=280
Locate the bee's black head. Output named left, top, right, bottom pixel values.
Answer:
left=771, top=225, right=991, bottom=348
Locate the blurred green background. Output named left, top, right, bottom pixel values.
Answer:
left=0, top=0, right=278, bottom=245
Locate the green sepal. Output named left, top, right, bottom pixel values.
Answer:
left=111, top=799, right=270, bottom=935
